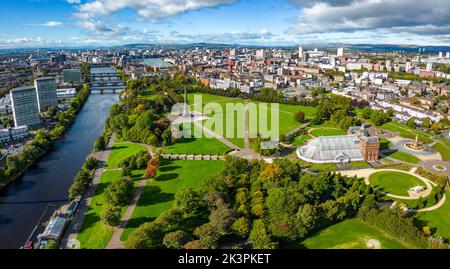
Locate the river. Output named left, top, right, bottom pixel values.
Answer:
left=0, top=93, right=118, bottom=249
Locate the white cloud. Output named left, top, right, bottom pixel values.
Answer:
left=66, top=0, right=81, bottom=3
left=43, top=21, right=64, bottom=27
left=289, top=0, right=450, bottom=36
left=26, top=21, right=64, bottom=27
left=76, top=0, right=236, bottom=21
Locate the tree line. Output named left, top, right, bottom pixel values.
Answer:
left=124, top=156, right=376, bottom=249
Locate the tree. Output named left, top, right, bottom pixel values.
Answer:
left=258, top=163, right=284, bottom=185
left=163, top=230, right=190, bottom=249
left=249, top=219, right=278, bottom=249
left=422, top=226, right=432, bottom=237
left=162, top=129, right=174, bottom=146
left=422, top=118, right=431, bottom=129
left=44, top=240, right=59, bottom=249
left=194, top=223, right=221, bottom=249
left=145, top=165, right=157, bottom=178
left=175, top=188, right=206, bottom=215
left=231, top=217, right=250, bottom=237
left=406, top=117, right=417, bottom=128
left=148, top=157, right=161, bottom=168
left=101, top=204, right=121, bottom=226
left=431, top=122, right=440, bottom=134
left=93, top=136, right=106, bottom=152
left=293, top=111, right=305, bottom=123
left=104, top=176, right=134, bottom=206
left=361, top=106, right=372, bottom=119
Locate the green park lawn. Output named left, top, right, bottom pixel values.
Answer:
left=292, top=134, right=311, bottom=146
left=350, top=161, right=370, bottom=168
left=302, top=218, right=408, bottom=249
left=435, top=136, right=450, bottom=148
left=137, top=94, right=157, bottom=101
left=185, top=93, right=317, bottom=144
left=384, top=150, right=421, bottom=164
left=369, top=171, right=426, bottom=196
left=310, top=128, right=347, bottom=137
left=379, top=137, right=392, bottom=150
left=380, top=121, right=433, bottom=144
left=120, top=159, right=225, bottom=241
left=416, top=189, right=450, bottom=241
left=76, top=170, right=144, bottom=249
left=163, top=123, right=232, bottom=155
left=105, top=143, right=149, bottom=169
left=432, top=142, right=450, bottom=161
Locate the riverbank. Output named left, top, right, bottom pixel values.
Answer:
left=0, top=94, right=119, bottom=249
left=0, top=84, right=91, bottom=190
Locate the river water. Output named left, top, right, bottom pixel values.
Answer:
left=0, top=93, right=118, bottom=249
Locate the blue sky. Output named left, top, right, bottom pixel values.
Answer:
left=0, top=0, right=450, bottom=48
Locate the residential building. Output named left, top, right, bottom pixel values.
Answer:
left=10, top=86, right=40, bottom=129
left=35, top=77, right=58, bottom=112
left=62, top=69, right=82, bottom=84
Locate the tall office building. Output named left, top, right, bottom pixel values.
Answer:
left=405, top=61, right=412, bottom=72
left=63, top=69, right=82, bottom=84
left=10, top=86, right=41, bottom=129
left=426, top=62, right=433, bottom=72
left=446, top=52, right=450, bottom=58
left=298, top=46, right=303, bottom=58
left=439, top=52, right=443, bottom=58
left=337, top=47, right=344, bottom=57
left=34, top=77, right=58, bottom=112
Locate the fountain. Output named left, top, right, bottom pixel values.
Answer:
left=405, top=135, right=427, bottom=151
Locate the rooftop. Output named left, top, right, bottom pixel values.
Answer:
left=11, top=86, right=35, bottom=93
left=90, top=67, right=116, bottom=74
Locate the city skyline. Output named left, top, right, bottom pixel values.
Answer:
left=1, top=0, right=450, bottom=49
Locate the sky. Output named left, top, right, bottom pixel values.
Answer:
left=0, top=0, right=449, bottom=48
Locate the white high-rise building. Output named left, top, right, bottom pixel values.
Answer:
left=405, top=61, right=412, bottom=72
left=337, top=47, right=344, bottom=57
left=34, top=77, right=58, bottom=112
left=10, top=86, right=41, bottom=129
left=426, top=62, right=433, bottom=72
left=439, top=52, right=443, bottom=58
left=446, top=52, right=450, bottom=58
left=298, top=46, right=303, bottom=58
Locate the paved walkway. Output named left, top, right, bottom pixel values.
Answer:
left=106, top=176, right=148, bottom=249
left=61, top=134, right=116, bottom=249
left=105, top=146, right=163, bottom=249
left=244, top=100, right=250, bottom=149
left=193, top=121, right=242, bottom=151
left=409, top=193, right=447, bottom=213
left=339, top=168, right=434, bottom=200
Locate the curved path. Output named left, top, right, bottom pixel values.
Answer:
left=339, top=168, right=434, bottom=200
left=409, top=193, right=447, bottom=213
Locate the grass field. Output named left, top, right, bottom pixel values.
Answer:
left=292, top=134, right=311, bottom=146
left=302, top=218, right=408, bottom=249
left=432, top=142, right=450, bottom=161
left=350, top=161, right=370, bottom=168
left=384, top=150, right=421, bottom=164
left=76, top=170, right=144, bottom=249
left=164, top=123, right=232, bottom=155
left=185, top=93, right=317, bottom=143
left=120, top=159, right=225, bottom=241
left=379, top=137, right=392, bottom=150
left=310, top=128, right=347, bottom=137
left=380, top=121, right=433, bottom=144
left=105, top=143, right=149, bottom=169
left=369, top=171, right=425, bottom=196
left=435, top=136, right=450, bottom=148
left=416, top=189, right=450, bottom=241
